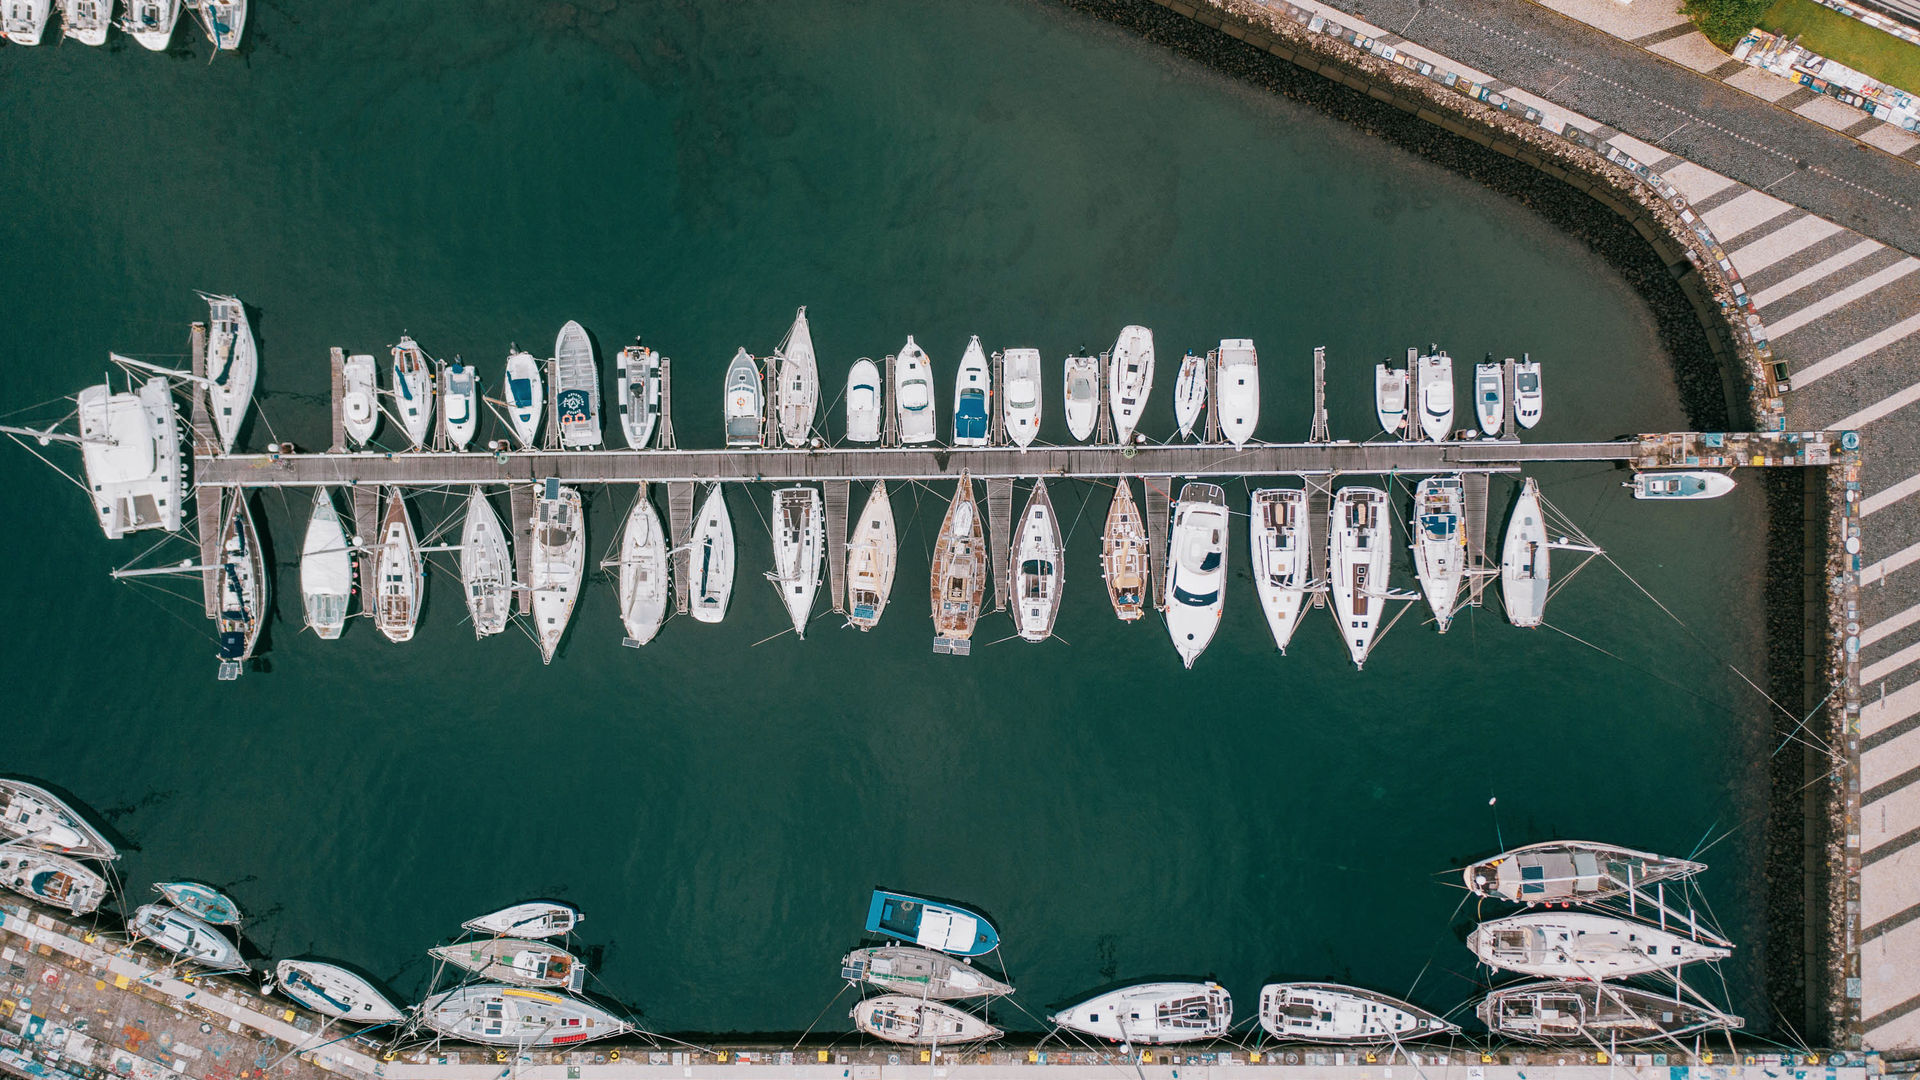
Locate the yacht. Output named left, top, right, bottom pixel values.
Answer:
left=1002, top=347, right=1041, bottom=448
left=846, top=482, right=897, bottom=631
left=3, top=0, right=50, bottom=42
left=850, top=997, right=1002, bottom=1045
left=1630, top=470, right=1736, bottom=500
left=461, top=902, right=582, bottom=939
left=1215, top=338, right=1258, bottom=447
left=79, top=375, right=182, bottom=539
left=200, top=292, right=255, bottom=453
left=1258, top=983, right=1458, bottom=1043
left=1501, top=477, right=1548, bottom=628
left=1172, top=351, right=1205, bottom=437
left=845, top=359, right=882, bottom=443
left=441, top=358, right=478, bottom=450
left=930, top=473, right=987, bottom=647
left=530, top=479, right=585, bottom=663
left=1416, top=348, right=1453, bottom=442
left=1479, top=981, right=1743, bottom=1044
left=688, top=483, right=735, bottom=624
left=1513, top=357, right=1544, bottom=428
left=865, top=889, right=1000, bottom=956
left=769, top=486, right=824, bottom=638
left=1411, top=475, right=1467, bottom=633
left=722, top=348, right=763, bottom=448
left=422, top=985, right=626, bottom=1047
left=61, top=0, right=109, bottom=44
left=774, top=307, right=818, bottom=448
left=120, top=0, right=178, bottom=48
left=553, top=320, right=601, bottom=448
left=191, top=0, right=241, bottom=49
left=130, top=903, right=243, bottom=969
left=1331, top=486, right=1390, bottom=669
left=1249, top=488, right=1309, bottom=653
left=460, top=488, right=513, bottom=639
left=1050, top=982, right=1231, bottom=1045
left=1012, top=479, right=1063, bottom=643
left=1374, top=360, right=1408, bottom=437
left=273, top=960, right=407, bottom=1024
left=341, top=353, right=378, bottom=445
left=615, top=342, right=662, bottom=450
left=373, top=489, right=421, bottom=644
left=1102, top=479, right=1149, bottom=622
left=1062, top=354, right=1099, bottom=442
left=299, top=488, right=352, bottom=640
left=391, top=335, right=435, bottom=449
left=840, top=946, right=1013, bottom=1000
left=952, top=336, right=990, bottom=447
left=0, top=849, right=107, bottom=915
left=1474, top=360, right=1504, bottom=436
left=429, top=939, right=585, bottom=991
left=0, top=779, right=118, bottom=859
left=1464, top=841, right=1706, bottom=905
left=503, top=349, right=544, bottom=448
left=215, top=494, right=267, bottom=678
left=616, top=490, right=669, bottom=647
left=1163, top=482, right=1228, bottom=668
left=894, top=338, right=937, bottom=445
left=1467, top=911, right=1731, bottom=979
left=1107, top=325, right=1155, bottom=443
left=154, top=881, right=241, bottom=925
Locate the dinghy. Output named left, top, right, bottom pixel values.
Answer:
left=774, top=307, right=818, bottom=448
left=840, top=946, right=1013, bottom=999
left=3, top=0, right=50, bottom=42
left=1249, top=488, right=1309, bottom=653
left=0, top=849, right=107, bottom=915
left=1479, top=980, right=1743, bottom=1044
left=460, top=488, right=513, bottom=639
left=1513, top=357, right=1543, bottom=429
left=1500, top=477, right=1548, bottom=629
left=1468, top=910, right=1731, bottom=979
left=0, top=779, right=117, bottom=860
left=1630, top=470, right=1736, bottom=500
left=952, top=336, right=990, bottom=447
left=846, top=482, right=897, bottom=631
left=120, top=0, right=179, bottom=48
left=1374, top=361, right=1408, bottom=437
left=689, top=483, right=735, bottom=624
left=154, top=881, right=241, bottom=926
left=1410, top=475, right=1467, bottom=633
left=769, top=486, right=824, bottom=638
left=615, top=342, right=662, bottom=450
left=503, top=349, right=544, bottom=449
left=1164, top=482, right=1228, bottom=669
left=845, top=359, right=882, bottom=443
left=215, top=494, right=267, bottom=677
left=1002, top=347, right=1042, bottom=449
left=865, top=889, right=1000, bottom=956
left=850, top=996, right=1002, bottom=1045
left=723, top=348, right=763, bottom=448
left=391, top=335, right=435, bottom=449
left=430, top=939, right=585, bottom=991
left=1258, top=983, right=1458, bottom=1042
left=462, top=902, right=582, bottom=939
left=441, top=358, right=478, bottom=450
left=62, top=0, right=110, bottom=45
left=191, top=0, right=242, bottom=49
left=372, top=489, right=421, bottom=643
left=299, top=488, right=352, bottom=640
left=1464, top=840, right=1706, bottom=905
left=1474, top=360, right=1504, bottom=436
left=1416, top=348, right=1454, bottom=442
left=553, top=321, right=601, bottom=449
left=1063, top=354, right=1099, bottom=442
left=894, top=338, right=937, bottom=445
left=930, top=474, right=987, bottom=647
left=274, top=960, right=407, bottom=1024
left=530, top=479, right=585, bottom=664
left=79, top=375, right=183, bottom=539
left=1216, top=338, right=1259, bottom=447
left=1102, top=479, right=1150, bottom=622
left=342, top=353, right=378, bottom=445
left=422, top=985, right=626, bottom=1046
left=615, top=490, right=669, bottom=647
left=130, top=903, right=243, bottom=969
left=201, top=292, right=256, bottom=453
left=1012, top=479, right=1063, bottom=642
left=1107, top=325, right=1155, bottom=443
left=1331, top=486, right=1390, bottom=669
left=1173, top=351, right=1205, bottom=437
left=1050, top=982, right=1231, bottom=1045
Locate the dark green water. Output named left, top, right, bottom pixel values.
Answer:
left=3, top=0, right=1774, bottom=1037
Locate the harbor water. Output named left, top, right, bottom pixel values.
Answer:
left=0, top=0, right=1773, bottom=1036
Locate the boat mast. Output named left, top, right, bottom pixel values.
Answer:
left=112, top=353, right=211, bottom=386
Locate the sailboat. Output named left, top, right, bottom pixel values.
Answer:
left=3, top=0, right=50, bottom=42
left=850, top=997, right=1002, bottom=1045
left=840, top=946, right=1013, bottom=999
left=1479, top=981, right=1743, bottom=1044
left=300, top=488, right=353, bottom=640
left=461, top=901, right=583, bottom=938
left=1173, top=351, right=1205, bottom=437
left=130, top=903, right=243, bottom=969
left=774, top=307, right=818, bottom=448
left=1374, top=360, right=1408, bottom=437
left=1464, top=840, right=1706, bottom=905
left=1416, top=348, right=1454, bottom=442
left=930, top=473, right=987, bottom=649
left=1002, top=347, right=1042, bottom=449
left=1467, top=911, right=1731, bottom=979
left=200, top=292, right=256, bottom=454
left=723, top=348, right=763, bottom=448
left=530, top=479, right=585, bottom=664
left=845, top=360, right=882, bottom=443
left=1050, top=982, right=1231, bottom=1044
left=1249, top=488, right=1309, bottom=653
left=215, top=494, right=267, bottom=677
left=1216, top=338, right=1259, bottom=447
left=689, top=483, right=735, bottom=624
left=421, top=985, right=627, bottom=1046
left=1164, top=482, right=1228, bottom=668
left=1630, top=471, right=1737, bottom=500
left=154, top=881, right=241, bottom=926
left=0, top=849, right=107, bottom=915
left=952, top=336, right=990, bottom=447
left=120, top=0, right=179, bottom=48
left=1108, top=325, right=1155, bottom=443
left=460, top=488, right=513, bottom=639
left=1012, top=479, right=1063, bottom=643
left=62, top=0, right=110, bottom=45
left=373, top=488, right=421, bottom=644
left=0, top=779, right=118, bottom=860
left=1474, top=360, right=1505, bottom=436
left=429, top=939, right=585, bottom=991
left=1258, top=983, right=1458, bottom=1042
left=894, top=337, right=936, bottom=445
left=1101, top=479, right=1149, bottom=622
left=1062, top=354, right=1099, bottom=442
left=191, top=0, right=242, bottom=49
left=1410, top=475, right=1467, bottom=633
left=615, top=342, right=662, bottom=450
left=1501, top=477, right=1549, bottom=629
left=503, top=349, right=544, bottom=449
left=1514, top=357, right=1544, bottom=428
left=78, top=374, right=183, bottom=539
left=846, top=482, right=897, bottom=631
left=769, top=486, right=824, bottom=638
left=342, top=354, right=378, bottom=446
left=1330, top=486, right=1391, bottom=669
left=615, top=490, right=669, bottom=647
left=391, top=336, right=435, bottom=449
left=441, top=358, right=478, bottom=450
left=553, top=321, right=601, bottom=448
left=274, top=960, right=407, bottom=1024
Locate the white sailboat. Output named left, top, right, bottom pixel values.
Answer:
left=615, top=342, right=662, bottom=450
left=461, top=901, right=582, bottom=938
left=1002, top=347, right=1042, bottom=449
left=951, top=336, right=990, bottom=447
left=391, top=335, right=435, bottom=449
left=341, top=353, right=378, bottom=446
left=894, top=337, right=936, bottom=445
left=723, top=348, right=763, bottom=448
left=689, top=483, right=735, bottom=624
left=1467, top=911, right=1731, bottom=979
left=441, top=358, right=478, bottom=450
left=846, top=481, right=896, bottom=631
left=1374, top=360, right=1408, bottom=437
left=460, top=488, right=512, bottom=639
left=1331, top=485, right=1391, bottom=669
left=429, top=939, right=585, bottom=991
left=200, top=292, right=255, bottom=453
left=300, top=488, right=352, bottom=640
left=373, top=489, right=421, bottom=644
left=1163, top=482, right=1227, bottom=669
left=0, top=848, right=107, bottom=915
left=1411, top=474, right=1467, bottom=633
left=1102, top=479, right=1150, bottom=622
left=0, top=779, right=118, bottom=860
left=1258, top=983, right=1457, bottom=1043
left=130, top=903, right=243, bottom=969
left=1172, top=351, right=1205, bottom=438
left=1062, top=354, right=1099, bottom=442
left=1107, top=325, right=1154, bottom=443
left=1464, top=840, right=1706, bottom=905
left=422, top=985, right=626, bottom=1047
left=1474, top=360, right=1504, bottom=436
left=119, top=0, right=179, bottom=48
left=1215, top=338, right=1258, bottom=447
left=215, top=494, right=267, bottom=679
left=850, top=996, right=1002, bottom=1045
left=78, top=374, right=182, bottom=539
left=845, top=359, right=882, bottom=443
left=503, top=349, right=544, bottom=449
left=1249, top=488, right=1309, bottom=653
left=1514, top=357, right=1544, bottom=428
left=1501, top=477, right=1548, bottom=629
left=1011, top=479, right=1062, bottom=643
left=840, top=946, right=1013, bottom=1000
left=930, top=474, right=987, bottom=646
left=1631, top=470, right=1736, bottom=500
left=273, top=960, right=407, bottom=1024
left=768, top=486, right=823, bottom=638
left=1480, top=981, right=1743, bottom=1044
left=615, top=490, right=669, bottom=646
left=3, top=0, right=51, bottom=42
left=530, top=479, right=585, bottom=664
left=61, top=0, right=110, bottom=45
left=1050, top=982, right=1231, bottom=1045
left=191, top=0, right=242, bottom=49
left=774, top=307, right=818, bottom=448
left=1416, top=348, right=1454, bottom=442
left=553, top=320, right=601, bottom=448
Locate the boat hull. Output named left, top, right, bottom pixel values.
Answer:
left=775, top=309, right=818, bottom=448
left=0, top=849, right=108, bottom=915
left=1416, top=351, right=1453, bottom=442
left=1216, top=339, right=1259, bottom=447
left=530, top=482, right=586, bottom=663
left=1479, top=980, right=1742, bottom=1044
left=391, top=340, right=435, bottom=449
left=1259, top=982, right=1457, bottom=1042
left=850, top=995, right=1002, bottom=1045
left=617, top=492, right=669, bottom=646
left=461, top=489, right=513, bottom=639
left=689, top=484, right=735, bottom=623
left=845, top=359, right=882, bottom=443
left=553, top=321, right=602, bottom=449
left=951, top=337, right=990, bottom=447
left=1107, top=325, right=1155, bottom=444
left=1474, top=362, right=1505, bottom=436
left=1331, top=487, right=1389, bottom=668
left=1463, top=840, right=1706, bottom=904
left=422, top=985, right=625, bottom=1046
left=846, top=482, right=897, bottom=630
left=1500, top=478, right=1548, bottom=628
left=894, top=340, right=937, bottom=445
left=0, top=779, right=118, bottom=860
left=1468, top=911, right=1731, bottom=979
left=1411, top=475, right=1467, bottom=633
left=342, top=354, right=379, bottom=445
left=841, top=946, right=1012, bottom=1000
left=1374, top=363, right=1407, bottom=437
left=1173, top=352, right=1205, bottom=436
left=1050, top=982, right=1231, bottom=1045
left=930, top=476, right=987, bottom=643
left=1164, top=483, right=1228, bottom=668
left=865, top=890, right=1001, bottom=956
left=1012, top=479, right=1062, bottom=642
left=1249, top=489, right=1308, bottom=652
left=1063, top=356, right=1099, bottom=442
left=504, top=351, right=544, bottom=448
left=1102, top=480, right=1150, bottom=621
left=300, top=488, right=353, bottom=640
left=1001, top=348, right=1042, bottom=448
left=461, top=901, right=582, bottom=939
left=131, top=903, right=243, bottom=969
left=770, top=486, right=824, bottom=637
left=373, top=491, right=421, bottom=643
left=202, top=293, right=256, bottom=454
left=275, top=960, right=407, bottom=1024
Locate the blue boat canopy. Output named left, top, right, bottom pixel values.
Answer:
left=864, top=889, right=1000, bottom=956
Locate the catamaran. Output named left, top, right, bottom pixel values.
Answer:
left=615, top=341, right=662, bottom=450
left=1258, top=983, right=1458, bottom=1042
left=441, top=358, right=478, bottom=449
left=1012, top=479, right=1063, bottom=642
left=846, top=482, right=897, bottom=631
left=1416, top=348, right=1454, bottom=442
left=0, top=779, right=117, bottom=860
left=1464, top=840, right=1706, bottom=905
left=723, top=348, right=763, bottom=448
left=1479, top=981, right=1743, bottom=1044
left=300, top=488, right=353, bottom=640
left=191, top=0, right=242, bottom=49
left=1050, top=982, right=1231, bottom=1045
left=894, top=338, right=936, bottom=445
left=215, top=494, right=267, bottom=677
left=1002, top=347, right=1041, bottom=448
left=422, top=985, right=626, bottom=1046
left=1501, top=477, right=1549, bottom=628
left=78, top=374, right=182, bottom=539
left=1063, top=354, right=1099, bottom=442
left=1249, top=488, right=1310, bottom=653
left=1474, top=360, right=1504, bottom=436
left=201, top=292, right=256, bottom=453
left=845, top=359, right=882, bottom=443
left=1216, top=338, right=1258, bottom=447
left=373, top=489, right=422, bottom=644
left=1374, top=359, right=1408, bottom=437
left=1164, top=482, right=1228, bottom=668
left=342, top=353, right=378, bottom=445
left=1331, top=486, right=1391, bottom=669
left=503, top=349, right=543, bottom=448
left=462, top=901, right=582, bottom=939
left=930, top=473, right=987, bottom=649
left=1411, top=475, right=1467, bottom=633
left=0, top=849, right=107, bottom=915
left=769, top=486, right=824, bottom=638
left=530, top=479, right=585, bottom=664
left=4, top=0, right=51, bottom=42
left=1173, top=351, right=1205, bottom=438
left=952, top=336, right=990, bottom=447
left=850, top=997, right=1002, bottom=1045
left=774, top=307, right=818, bottom=448
left=865, top=889, right=1000, bottom=956
left=689, top=484, right=735, bottom=623
left=615, top=490, right=669, bottom=647
left=1108, top=325, right=1154, bottom=443
left=130, top=903, right=244, bottom=969
left=1514, top=357, right=1544, bottom=429
left=430, top=939, right=585, bottom=991
left=1630, top=471, right=1736, bottom=500
left=1468, top=911, right=1732, bottom=979
left=553, top=321, right=601, bottom=448
left=61, top=0, right=110, bottom=45
left=120, top=0, right=178, bottom=48
left=460, top=488, right=513, bottom=639
left=273, top=960, right=407, bottom=1024
left=154, top=881, right=241, bottom=926
left=840, top=946, right=1013, bottom=999
left=391, top=336, right=435, bottom=449
left=1102, top=479, right=1149, bottom=622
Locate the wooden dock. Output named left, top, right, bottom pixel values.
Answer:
left=1462, top=470, right=1493, bottom=607
left=509, top=482, right=535, bottom=615
left=1305, top=473, right=1332, bottom=607
left=986, top=477, right=1013, bottom=612
left=824, top=479, right=849, bottom=614
left=1203, top=347, right=1222, bottom=444
left=656, top=355, right=676, bottom=450
left=668, top=481, right=694, bottom=615
left=1144, top=478, right=1170, bottom=611
left=328, top=348, right=347, bottom=453
left=1309, top=346, right=1330, bottom=444
left=189, top=322, right=224, bottom=617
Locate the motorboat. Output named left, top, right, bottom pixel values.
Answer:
left=462, top=901, right=582, bottom=939
left=1107, top=325, right=1154, bottom=443
left=865, top=889, right=1000, bottom=956
left=1249, top=488, right=1309, bottom=653
left=723, top=348, right=763, bottom=448
left=79, top=374, right=182, bottom=539
left=1374, top=361, right=1408, bottom=437
left=1410, top=475, right=1467, bottom=633
left=1172, top=350, right=1205, bottom=437
left=930, top=473, right=987, bottom=647
left=894, top=338, right=936, bottom=445
left=1012, top=479, right=1063, bottom=642
left=952, top=336, right=990, bottom=447
left=769, top=486, right=824, bottom=638
left=1416, top=348, right=1453, bottom=442
left=120, top=0, right=178, bottom=48
left=615, top=342, right=662, bottom=450
left=553, top=321, right=601, bottom=448
left=61, top=0, right=109, bottom=45
left=1215, top=338, right=1258, bottom=447
left=373, top=489, right=421, bottom=643
left=1474, top=360, right=1504, bottom=436
left=840, top=946, right=1012, bottom=999
left=299, top=488, right=353, bottom=640
left=1630, top=471, right=1737, bottom=500
left=1514, top=357, right=1543, bottom=429
left=200, top=292, right=255, bottom=453
left=530, top=479, right=585, bottom=663
left=1330, top=486, right=1390, bottom=669
left=1062, top=354, right=1099, bottom=442
left=0, top=849, right=107, bottom=915
left=341, top=353, right=378, bottom=445
left=0, top=779, right=117, bottom=859
left=1002, top=347, right=1041, bottom=448
left=1163, top=482, right=1228, bottom=668
left=1479, top=981, right=1743, bottom=1044
left=1049, top=982, right=1231, bottom=1045
left=846, top=482, right=897, bottom=631
left=130, top=903, right=243, bottom=969
left=616, top=490, right=669, bottom=647
left=850, top=996, right=1002, bottom=1045
left=430, top=939, right=585, bottom=991
left=154, top=881, right=241, bottom=925
left=1464, top=841, right=1706, bottom=905
left=441, top=358, right=478, bottom=450
left=273, top=960, right=407, bottom=1024
left=845, top=359, right=882, bottom=443
left=774, top=307, right=818, bottom=448
left=1102, top=479, right=1149, bottom=622
left=191, top=0, right=242, bottom=49
left=421, top=985, right=626, bottom=1046
left=460, top=488, right=513, bottom=639
left=3, top=0, right=50, bottom=42
left=688, top=483, right=735, bottom=624
left=1501, top=477, right=1548, bottom=629
left=391, top=335, right=435, bottom=449
left=503, top=349, right=544, bottom=449
left=1468, top=911, right=1731, bottom=979
left=215, top=494, right=267, bottom=678
left=1258, top=983, right=1458, bottom=1042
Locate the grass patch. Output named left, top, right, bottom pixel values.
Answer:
left=1684, top=0, right=1775, bottom=50
left=1757, top=0, right=1920, bottom=94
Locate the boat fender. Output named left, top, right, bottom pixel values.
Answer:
left=609, top=1052, right=619, bottom=1062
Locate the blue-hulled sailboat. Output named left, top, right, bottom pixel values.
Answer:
left=865, top=889, right=1000, bottom=957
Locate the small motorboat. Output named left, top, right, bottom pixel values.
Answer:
left=1467, top=911, right=1731, bottom=979
left=503, top=349, right=544, bottom=449
left=274, top=960, right=408, bottom=1024
left=1630, top=471, right=1736, bottom=500
left=0, top=849, right=107, bottom=915
left=391, top=335, right=435, bottom=449
left=1474, top=360, right=1504, bottom=436
left=342, top=353, right=379, bottom=446
left=154, top=881, right=242, bottom=926
left=845, top=359, right=882, bottom=443
left=1331, top=486, right=1390, bottom=669
left=430, top=938, right=586, bottom=991
left=689, top=483, right=735, bottom=624
left=1374, top=361, right=1408, bottom=437
left=850, top=996, right=1002, bottom=1045
left=615, top=342, right=662, bottom=450
left=61, top=0, right=110, bottom=45
left=1215, top=338, right=1258, bottom=447
left=421, top=985, right=626, bottom=1046
left=1249, top=488, right=1309, bottom=653
left=616, top=490, right=669, bottom=647
left=1163, top=482, right=1228, bottom=668
left=2, top=0, right=50, bottom=42
left=79, top=375, right=183, bottom=539
left=120, top=0, right=180, bottom=49
left=723, top=347, right=763, bottom=448
left=930, top=474, right=987, bottom=647
left=769, top=486, right=824, bottom=638
left=1107, top=325, right=1155, bottom=443
left=865, top=889, right=1000, bottom=956
left=1463, top=840, right=1706, bottom=905
left=530, top=479, right=586, bottom=664
left=553, top=320, right=601, bottom=449
left=1258, top=983, right=1458, bottom=1042
left=840, top=946, right=1012, bottom=999
left=1172, top=350, right=1205, bottom=438
left=1062, top=354, right=1099, bottom=442
left=214, top=494, right=268, bottom=678
left=462, top=901, right=583, bottom=940
left=1410, top=475, right=1467, bottom=633
left=441, top=358, right=479, bottom=450
left=460, top=487, right=513, bottom=639
left=1049, top=982, right=1231, bottom=1045
left=1501, top=477, right=1548, bottom=629
left=1416, top=348, right=1454, bottom=442
left=130, top=903, right=244, bottom=970
left=373, top=489, right=422, bottom=644
left=894, top=338, right=937, bottom=445
left=774, top=307, right=818, bottom=448
left=191, top=0, right=242, bottom=49
left=0, top=779, right=117, bottom=860
left=1513, top=357, right=1544, bottom=429
left=1002, top=347, right=1042, bottom=449
left=846, top=481, right=897, bottom=631
left=300, top=489, right=352, bottom=641
left=952, top=336, right=990, bottom=447
left=1102, top=479, right=1150, bottom=622
left=1479, top=980, right=1743, bottom=1044
left=1011, top=479, right=1063, bottom=643
left=200, top=292, right=256, bottom=454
